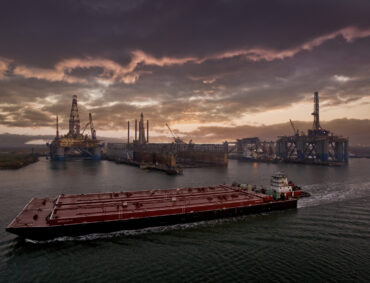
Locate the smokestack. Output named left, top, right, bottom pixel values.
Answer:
left=147, top=120, right=149, bottom=143
left=127, top=121, right=130, bottom=144
left=56, top=115, right=59, bottom=139
left=135, top=119, right=137, bottom=141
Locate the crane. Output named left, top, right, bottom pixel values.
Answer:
left=81, top=121, right=90, bottom=135
left=289, top=119, right=299, bottom=135
left=166, top=123, right=186, bottom=144
left=81, top=113, right=96, bottom=140
left=89, top=113, right=96, bottom=140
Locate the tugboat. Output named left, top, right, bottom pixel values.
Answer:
left=269, top=172, right=310, bottom=200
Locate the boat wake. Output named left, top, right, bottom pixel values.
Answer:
left=298, top=181, right=370, bottom=208
left=24, top=217, right=246, bottom=244
left=24, top=182, right=370, bottom=243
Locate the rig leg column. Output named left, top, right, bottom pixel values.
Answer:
left=276, top=139, right=288, bottom=159
left=344, top=140, right=349, bottom=163
left=317, top=140, right=329, bottom=162
left=56, top=146, right=65, bottom=161
left=296, top=136, right=305, bottom=160
left=92, top=147, right=101, bottom=160
left=335, top=141, right=344, bottom=162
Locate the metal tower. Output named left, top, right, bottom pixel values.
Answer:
left=312, top=91, right=321, bottom=130
left=68, top=95, right=80, bottom=136
left=138, top=112, right=146, bottom=144
left=56, top=115, right=59, bottom=139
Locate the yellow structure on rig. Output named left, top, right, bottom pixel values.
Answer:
left=48, top=95, right=102, bottom=160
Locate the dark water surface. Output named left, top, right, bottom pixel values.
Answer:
left=1, top=159, right=370, bottom=282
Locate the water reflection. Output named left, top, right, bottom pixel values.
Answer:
left=49, top=161, right=68, bottom=170
left=49, top=160, right=101, bottom=174
left=1, top=158, right=370, bottom=282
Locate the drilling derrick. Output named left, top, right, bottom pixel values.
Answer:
left=68, top=95, right=80, bottom=136
left=48, top=95, right=102, bottom=161
left=308, top=92, right=329, bottom=137
left=312, top=91, right=321, bottom=130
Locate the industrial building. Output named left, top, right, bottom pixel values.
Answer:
left=49, top=92, right=348, bottom=167
left=231, top=138, right=276, bottom=162
left=106, top=113, right=228, bottom=173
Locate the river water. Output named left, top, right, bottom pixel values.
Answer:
left=1, top=158, right=370, bottom=282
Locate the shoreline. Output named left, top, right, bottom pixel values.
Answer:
left=0, top=154, right=39, bottom=170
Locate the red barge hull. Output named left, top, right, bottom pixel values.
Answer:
left=6, top=185, right=297, bottom=240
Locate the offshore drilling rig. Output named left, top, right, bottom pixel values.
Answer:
left=48, top=95, right=102, bottom=160
left=275, top=92, right=348, bottom=165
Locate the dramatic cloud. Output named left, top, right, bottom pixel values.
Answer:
left=0, top=0, right=370, bottom=143
left=13, top=51, right=196, bottom=84
left=8, top=26, right=370, bottom=85
left=201, top=26, right=370, bottom=63
left=0, top=58, right=11, bottom=78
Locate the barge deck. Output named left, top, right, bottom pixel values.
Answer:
left=7, top=185, right=297, bottom=240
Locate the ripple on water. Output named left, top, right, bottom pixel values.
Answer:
left=298, top=181, right=370, bottom=208
left=1, top=159, right=370, bottom=282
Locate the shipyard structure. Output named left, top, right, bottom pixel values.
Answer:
left=106, top=113, right=228, bottom=173
left=48, top=95, right=102, bottom=160
left=232, top=92, right=349, bottom=166
left=230, top=138, right=276, bottom=161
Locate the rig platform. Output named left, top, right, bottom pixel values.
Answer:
left=230, top=92, right=349, bottom=166
left=48, top=95, right=102, bottom=160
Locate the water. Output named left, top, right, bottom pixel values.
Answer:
left=1, top=158, right=370, bottom=282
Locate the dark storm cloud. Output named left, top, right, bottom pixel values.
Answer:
left=0, top=0, right=370, bottom=137
left=1, top=0, right=370, bottom=66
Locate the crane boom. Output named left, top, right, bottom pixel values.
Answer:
left=80, top=113, right=96, bottom=140
left=81, top=121, right=90, bottom=135
left=166, top=123, right=185, bottom=144
left=89, top=113, right=96, bottom=140
left=166, top=123, right=176, bottom=139
left=289, top=119, right=298, bottom=135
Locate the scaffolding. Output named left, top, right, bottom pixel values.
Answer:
left=235, top=137, right=275, bottom=161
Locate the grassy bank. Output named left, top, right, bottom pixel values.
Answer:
left=0, top=153, right=39, bottom=169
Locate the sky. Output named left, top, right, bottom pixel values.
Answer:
left=0, top=0, right=370, bottom=143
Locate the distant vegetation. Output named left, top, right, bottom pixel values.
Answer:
left=0, top=153, right=39, bottom=169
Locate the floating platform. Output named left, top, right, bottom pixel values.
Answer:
left=7, top=185, right=297, bottom=240
left=115, top=157, right=182, bottom=175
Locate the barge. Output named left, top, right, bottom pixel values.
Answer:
left=6, top=174, right=307, bottom=240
